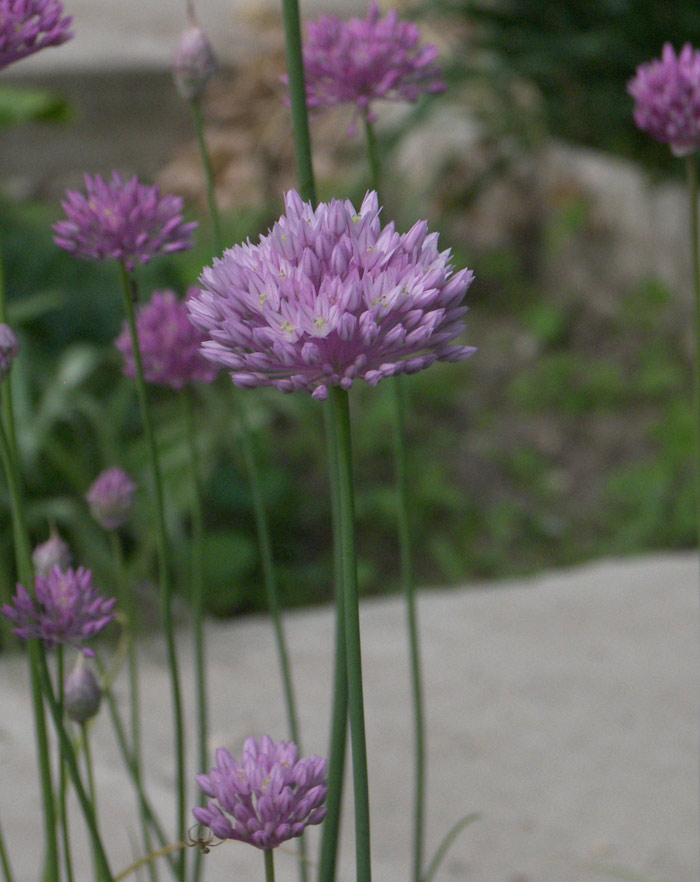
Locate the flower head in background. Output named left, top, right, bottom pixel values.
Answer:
left=116, top=289, right=220, bottom=389
left=194, top=735, right=328, bottom=850
left=0, top=323, right=19, bottom=380
left=86, top=467, right=137, bottom=530
left=33, top=527, right=72, bottom=578
left=1, top=566, right=116, bottom=653
left=298, top=0, right=444, bottom=133
left=188, top=190, right=475, bottom=401
left=173, top=23, right=217, bottom=102
left=53, top=172, right=197, bottom=271
left=0, top=0, right=73, bottom=72
left=628, top=43, right=700, bottom=156
left=64, top=654, right=102, bottom=723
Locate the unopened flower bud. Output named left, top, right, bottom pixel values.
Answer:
left=0, top=324, right=19, bottom=380
left=64, top=655, right=102, bottom=723
left=173, top=25, right=217, bottom=102
left=33, top=528, right=72, bottom=578
left=85, top=467, right=137, bottom=530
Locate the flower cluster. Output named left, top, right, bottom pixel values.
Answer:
left=1, top=566, right=116, bottom=652
left=194, top=736, right=328, bottom=850
left=188, top=190, right=474, bottom=400
left=33, top=528, right=71, bottom=577
left=628, top=43, right=700, bottom=156
left=0, top=0, right=73, bottom=72
left=85, top=467, right=137, bottom=530
left=53, top=172, right=197, bottom=271
left=116, top=289, right=220, bottom=389
left=173, top=24, right=217, bottom=102
left=299, top=0, right=444, bottom=130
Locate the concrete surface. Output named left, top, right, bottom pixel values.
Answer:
left=0, top=553, right=698, bottom=882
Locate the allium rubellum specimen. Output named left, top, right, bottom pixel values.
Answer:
left=0, top=0, right=73, bottom=71
left=85, top=467, right=137, bottom=531
left=1, top=566, right=116, bottom=652
left=299, top=0, right=444, bottom=129
left=188, top=190, right=475, bottom=401
left=173, top=24, right=217, bottom=102
left=628, top=43, right=700, bottom=156
left=0, top=323, right=19, bottom=380
left=193, top=736, right=328, bottom=849
left=115, top=289, right=220, bottom=389
left=53, top=172, right=197, bottom=271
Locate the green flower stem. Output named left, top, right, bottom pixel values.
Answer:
left=687, top=156, right=700, bottom=556
left=36, top=645, right=114, bottom=882
left=0, top=815, right=15, bottom=882
left=0, top=410, right=59, bottom=882
left=0, top=236, right=18, bottom=471
left=119, top=262, right=186, bottom=877
left=264, top=850, right=276, bottom=882
left=280, top=0, right=316, bottom=204
left=57, top=648, right=75, bottom=882
left=364, top=115, right=425, bottom=882
left=190, top=98, right=224, bottom=254
left=182, top=390, right=208, bottom=882
left=329, top=387, right=371, bottom=882
left=107, top=533, right=157, bottom=882
left=317, top=405, right=348, bottom=882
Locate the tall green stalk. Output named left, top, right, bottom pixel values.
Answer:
left=687, top=156, right=700, bottom=555
left=57, top=647, right=75, bottom=882
left=118, top=264, right=186, bottom=879
left=329, top=387, right=371, bottom=882
left=0, top=815, right=15, bottom=882
left=364, top=115, right=425, bottom=882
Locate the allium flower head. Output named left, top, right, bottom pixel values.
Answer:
left=188, top=190, right=475, bottom=400
left=299, top=0, right=444, bottom=132
left=53, top=172, right=197, bottom=271
left=0, top=323, right=19, bottom=380
left=115, top=289, right=220, bottom=389
left=86, top=467, right=137, bottom=530
left=173, top=24, right=217, bottom=102
left=64, top=654, right=102, bottom=723
left=628, top=43, right=700, bottom=156
left=33, top=527, right=71, bottom=578
left=1, top=566, right=116, bottom=653
left=0, top=0, right=73, bottom=72
left=193, top=735, right=328, bottom=850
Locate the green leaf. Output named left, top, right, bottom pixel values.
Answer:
left=0, top=86, right=72, bottom=127
left=421, top=812, right=481, bottom=882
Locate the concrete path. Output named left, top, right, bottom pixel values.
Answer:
left=1, top=553, right=698, bottom=882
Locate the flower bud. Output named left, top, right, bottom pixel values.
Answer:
left=85, top=467, right=137, bottom=530
left=0, top=324, right=19, bottom=381
left=64, top=655, right=102, bottom=723
left=173, top=25, right=217, bottom=102
left=33, top=528, right=72, bottom=578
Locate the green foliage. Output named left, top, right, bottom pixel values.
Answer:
left=0, top=85, right=72, bottom=127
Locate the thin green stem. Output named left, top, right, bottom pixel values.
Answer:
left=0, top=236, right=18, bottom=475
left=190, top=98, right=224, bottom=253
left=317, top=405, right=348, bottom=882
left=0, top=413, right=59, bottom=882
left=118, top=263, right=186, bottom=876
left=0, top=816, right=15, bottom=882
left=329, top=387, right=371, bottom=882
left=81, top=722, right=102, bottom=882
left=363, top=118, right=383, bottom=205
left=57, top=648, right=75, bottom=882
left=264, top=850, right=276, bottom=882
left=687, top=156, right=700, bottom=553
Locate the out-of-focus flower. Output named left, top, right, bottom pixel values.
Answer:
left=1, top=566, right=116, bottom=652
left=173, top=24, right=217, bottom=102
left=85, top=467, right=137, bottom=531
left=33, top=527, right=71, bottom=578
left=64, top=654, right=102, bottom=723
left=188, top=190, right=475, bottom=401
left=628, top=43, right=700, bottom=156
left=0, top=0, right=73, bottom=72
left=193, top=735, right=328, bottom=850
left=115, top=289, right=220, bottom=389
left=53, top=172, right=197, bottom=271
left=0, top=323, right=19, bottom=380
left=297, top=0, right=444, bottom=133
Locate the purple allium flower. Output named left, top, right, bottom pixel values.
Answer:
left=0, top=0, right=73, bottom=72
left=0, top=323, right=19, bottom=380
left=1, top=566, right=116, bottom=653
left=115, top=289, right=220, bottom=389
left=628, top=43, right=700, bottom=156
left=64, top=654, right=102, bottom=723
left=85, top=467, right=137, bottom=530
left=53, top=172, right=197, bottom=271
left=298, top=0, right=444, bottom=133
left=173, top=24, right=217, bottom=102
left=193, top=735, right=328, bottom=850
left=33, top=527, right=71, bottom=578
left=188, top=190, right=475, bottom=400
